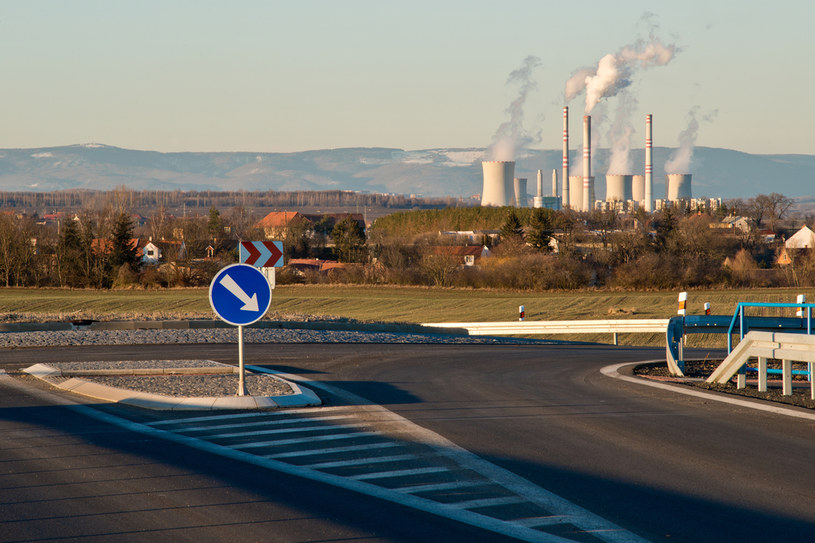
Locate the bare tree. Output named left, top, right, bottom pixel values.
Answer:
left=764, top=192, right=794, bottom=231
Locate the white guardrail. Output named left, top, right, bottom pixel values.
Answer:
left=421, top=319, right=670, bottom=345
left=706, top=331, right=815, bottom=399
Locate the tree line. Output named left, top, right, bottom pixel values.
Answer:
left=0, top=190, right=806, bottom=290
left=0, top=187, right=461, bottom=216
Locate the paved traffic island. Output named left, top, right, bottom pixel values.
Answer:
left=23, top=359, right=321, bottom=411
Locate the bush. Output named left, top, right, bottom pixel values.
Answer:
left=112, top=264, right=138, bottom=289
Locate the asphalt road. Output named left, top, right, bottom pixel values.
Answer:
left=4, top=342, right=815, bottom=542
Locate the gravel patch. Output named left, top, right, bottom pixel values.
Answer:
left=50, top=359, right=228, bottom=372
left=34, top=360, right=293, bottom=398
left=0, top=328, right=548, bottom=348
left=81, top=373, right=293, bottom=397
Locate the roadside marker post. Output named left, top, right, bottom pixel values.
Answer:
left=519, top=305, right=525, bottom=321
left=677, top=292, right=687, bottom=316
left=704, top=302, right=711, bottom=316
left=797, top=294, right=806, bottom=317
left=209, top=264, right=273, bottom=396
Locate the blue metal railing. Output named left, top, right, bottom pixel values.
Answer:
left=726, top=302, right=815, bottom=352
left=666, top=301, right=815, bottom=376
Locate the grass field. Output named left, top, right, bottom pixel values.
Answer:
left=2, top=285, right=814, bottom=322
left=2, top=285, right=814, bottom=346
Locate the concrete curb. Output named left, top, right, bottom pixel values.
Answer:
left=22, top=363, right=321, bottom=411
left=602, top=360, right=815, bottom=422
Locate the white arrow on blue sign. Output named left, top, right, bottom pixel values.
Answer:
left=209, top=264, right=272, bottom=326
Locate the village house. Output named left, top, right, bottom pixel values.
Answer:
left=713, top=215, right=754, bottom=233
left=429, top=245, right=492, bottom=267
left=255, top=211, right=312, bottom=240
left=785, top=225, right=815, bottom=249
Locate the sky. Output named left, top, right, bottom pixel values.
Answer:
left=1, top=0, right=813, bottom=156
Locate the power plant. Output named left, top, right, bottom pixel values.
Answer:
left=480, top=111, right=707, bottom=212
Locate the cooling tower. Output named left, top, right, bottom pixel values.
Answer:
left=514, top=178, right=528, bottom=207
left=562, top=107, right=570, bottom=208
left=645, top=114, right=653, bottom=212
left=632, top=174, right=645, bottom=203
left=665, top=174, right=692, bottom=200
left=481, top=161, right=514, bottom=206
left=605, top=174, right=633, bottom=202
left=533, top=170, right=544, bottom=208
left=583, top=115, right=592, bottom=212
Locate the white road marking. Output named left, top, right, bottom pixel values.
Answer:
left=393, top=480, right=488, bottom=494
left=174, top=414, right=355, bottom=433
left=349, top=466, right=451, bottom=481
left=236, top=430, right=382, bottom=450
left=205, top=422, right=368, bottom=440
left=449, top=496, right=528, bottom=509
left=515, top=516, right=573, bottom=528
left=147, top=406, right=351, bottom=426
left=303, top=453, right=422, bottom=469
left=265, top=441, right=402, bottom=460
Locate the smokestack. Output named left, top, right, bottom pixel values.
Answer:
left=562, top=107, right=570, bottom=208
left=645, top=114, right=653, bottom=212
left=583, top=115, right=592, bottom=212
left=551, top=169, right=558, bottom=197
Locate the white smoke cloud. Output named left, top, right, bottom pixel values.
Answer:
left=664, top=107, right=718, bottom=173
left=607, top=91, right=638, bottom=174
left=564, top=28, right=676, bottom=113
left=487, top=55, right=542, bottom=161
left=564, top=68, right=594, bottom=102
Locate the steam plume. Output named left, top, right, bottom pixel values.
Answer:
left=607, top=91, right=637, bottom=173
left=565, top=30, right=676, bottom=113
left=664, top=107, right=718, bottom=173
left=487, top=55, right=542, bottom=161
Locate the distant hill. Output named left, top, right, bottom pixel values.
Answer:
left=0, top=143, right=813, bottom=201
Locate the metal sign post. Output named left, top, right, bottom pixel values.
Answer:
left=209, top=264, right=272, bottom=396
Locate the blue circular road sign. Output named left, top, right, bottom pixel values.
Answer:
left=209, top=264, right=272, bottom=326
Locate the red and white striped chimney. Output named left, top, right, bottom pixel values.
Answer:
left=583, top=115, right=591, bottom=212
left=562, top=106, right=570, bottom=208
left=645, top=114, right=653, bottom=212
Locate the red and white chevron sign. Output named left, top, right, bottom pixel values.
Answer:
left=239, top=241, right=284, bottom=268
